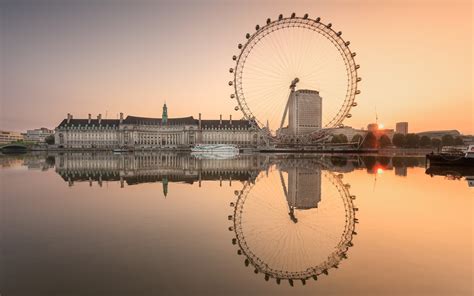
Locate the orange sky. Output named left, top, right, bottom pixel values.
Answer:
left=0, top=0, right=472, bottom=134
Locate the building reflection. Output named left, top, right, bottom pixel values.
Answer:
left=54, top=152, right=267, bottom=193
left=286, top=166, right=321, bottom=210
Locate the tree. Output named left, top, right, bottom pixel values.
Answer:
left=392, top=133, right=406, bottom=148
left=338, top=134, right=348, bottom=144
left=378, top=135, right=392, bottom=148
left=45, top=134, right=55, bottom=145
left=351, top=134, right=363, bottom=145
left=330, top=134, right=348, bottom=144
left=405, top=133, right=420, bottom=148
left=441, top=135, right=454, bottom=146
left=454, top=136, right=464, bottom=146
left=419, top=136, right=431, bottom=147
left=362, top=132, right=377, bottom=148
left=431, top=138, right=441, bottom=148
left=331, top=135, right=341, bottom=144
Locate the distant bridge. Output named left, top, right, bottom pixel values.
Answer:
left=0, top=143, right=28, bottom=153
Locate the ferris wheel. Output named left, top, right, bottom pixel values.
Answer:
left=228, top=158, right=358, bottom=285
left=229, top=13, right=360, bottom=143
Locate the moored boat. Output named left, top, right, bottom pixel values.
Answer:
left=191, top=144, right=239, bottom=158
left=426, top=145, right=474, bottom=166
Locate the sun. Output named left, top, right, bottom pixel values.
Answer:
left=378, top=123, right=384, bottom=129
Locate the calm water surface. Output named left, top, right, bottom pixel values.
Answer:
left=0, top=152, right=472, bottom=296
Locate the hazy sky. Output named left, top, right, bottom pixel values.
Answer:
left=0, top=0, right=472, bottom=133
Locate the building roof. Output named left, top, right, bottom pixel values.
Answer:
left=417, top=130, right=460, bottom=136
left=57, top=115, right=255, bottom=129
left=200, top=119, right=253, bottom=129
left=123, top=116, right=196, bottom=126
left=57, top=119, right=120, bottom=128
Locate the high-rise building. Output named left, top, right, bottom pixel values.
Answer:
left=288, top=89, right=322, bottom=135
left=396, top=122, right=408, bottom=135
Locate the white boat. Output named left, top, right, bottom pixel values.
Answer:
left=191, top=144, right=239, bottom=158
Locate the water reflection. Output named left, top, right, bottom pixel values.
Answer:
left=54, top=152, right=264, bottom=190
left=230, top=157, right=356, bottom=285
left=0, top=152, right=472, bottom=294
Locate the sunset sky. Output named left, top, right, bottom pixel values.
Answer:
left=0, top=0, right=472, bottom=134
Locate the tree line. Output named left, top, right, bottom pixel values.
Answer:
left=330, top=132, right=464, bottom=149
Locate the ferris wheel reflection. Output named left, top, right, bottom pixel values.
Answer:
left=229, top=158, right=358, bottom=286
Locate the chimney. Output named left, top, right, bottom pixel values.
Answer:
left=198, top=113, right=202, bottom=129
left=230, top=115, right=232, bottom=125
left=219, top=114, right=222, bottom=125
left=119, top=112, right=124, bottom=124
left=97, top=114, right=102, bottom=124
left=67, top=113, right=72, bottom=124
left=88, top=114, right=91, bottom=124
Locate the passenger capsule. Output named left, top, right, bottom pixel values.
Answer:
left=232, top=55, right=237, bottom=60
left=245, top=33, right=250, bottom=39
left=303, top=13, right=309, bottom=19
left=228, top=81, right=233, bottom=86
left=351, top=52, right=357, bottom=57
left=356, top=77, right=361, bottom=82
left=355, top=64, right=360, bottom=69
left=266, top=18, right=271, bottom=24
left=255, top=24, right=260, bottom=30
left=352, top=102, right=358, bottom=107
left=230, top=94, right=235, bottom=99
left=229, top=68, right=234, bottom=73
left=238, top=43, right=242, bottom=49
left=234, top=106, right=239, bottom=111
left=316, top=17, right=321, bottom=22
left=355, top=90, right=361, bottom=94
left=346, top=114, right=352, bottom=118
left=291, top=12, right=296, bottom=18
left=326, top=23, right=332, bottom=28
left=278, top=14, right=283, bottom=20
left=337, top=31, right=342, bottom=36
left=244, top=259, right=249, bottom=266
left=228, top=226, right=233, bottom=231
left=345, top=41, right=351, bottom=46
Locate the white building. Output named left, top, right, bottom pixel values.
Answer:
left=25, top=128, right=54, bottom=143
left=0, top=130, right=24, bottom=145
left=55, top=104, right=260, bottom=149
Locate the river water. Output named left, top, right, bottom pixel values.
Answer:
left=0, top=152, right=472, bottom=295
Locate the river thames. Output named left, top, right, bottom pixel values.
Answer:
left=0, top=152, right=472, bottom=295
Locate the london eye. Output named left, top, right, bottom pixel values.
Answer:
left=229, top=13, right=360, bottom=143
left=228, top=158, right=358, bottom=284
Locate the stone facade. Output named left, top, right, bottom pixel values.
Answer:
left=55, top=107, right=259, bottom=149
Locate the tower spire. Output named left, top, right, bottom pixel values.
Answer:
left=162, top=102, right=168, bottom=124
